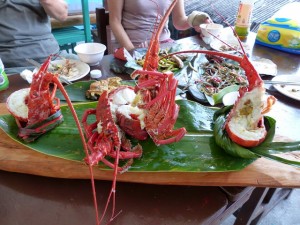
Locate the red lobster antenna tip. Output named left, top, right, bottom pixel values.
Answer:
left=153, top=0, right=177, bottom=41
left=149, top=0, right=160, bottom=35
left=54, top=81, right=100, bottom=225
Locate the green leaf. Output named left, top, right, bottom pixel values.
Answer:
left=56, top=81, right=94, bottom=102
left=250, top=148, right=300, bottom=168
left=1, top=100, right=299, bottom=171
left=213, top=115, right=258, bottom=159
left=0, top=100, right=256, bottom=172
left=213, top=107, right=300, bottom=167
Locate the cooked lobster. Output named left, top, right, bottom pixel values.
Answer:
left=6, top=56, right=63, bottom=142
left=82, top=0, right=186, bottom=170
left=6, top=56, right=103, bottom=224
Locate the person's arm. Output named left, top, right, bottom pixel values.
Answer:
left=39, top=0, right=68, bottom=22
left=171, top=0, right=190, bottom=30
left=108, top=0, right=135, bottom=51
left=172, top=0, right=212, bottom=33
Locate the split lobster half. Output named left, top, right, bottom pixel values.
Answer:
left=6, top=56, right=64, bottom=142
left=82, top=69, right=187, bottom=169
left=81, top=0, right=186, bottom=171
left=82, top=86, right=143, bottom=170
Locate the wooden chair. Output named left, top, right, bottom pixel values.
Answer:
left=233, top=187, right=293, bottom=225
left=93, top=7, right=110, bottom=55
left=52, top=0, right=92, bottom=53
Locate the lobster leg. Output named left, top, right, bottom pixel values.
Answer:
left=108, top=145, right=142, bottom=160
left=82, top=90, right=143, bottom=170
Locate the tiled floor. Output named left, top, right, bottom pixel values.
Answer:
left=221, top=188, right=300, bottom=225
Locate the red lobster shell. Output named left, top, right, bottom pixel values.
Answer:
left=6, top=56, right=63, bottom=142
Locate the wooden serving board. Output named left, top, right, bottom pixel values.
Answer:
left=0, top=103, right=300, bottom=187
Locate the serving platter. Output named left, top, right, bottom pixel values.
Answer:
left=49, top=59, right=90, bottom=82
left=272, top=75, right=300, bottom=101
left=210, top=38, right=251, bottom=53
left=110, top=43, right=202, bottom=86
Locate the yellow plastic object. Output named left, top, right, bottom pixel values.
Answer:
left=255, top=3, right=300, bottom=54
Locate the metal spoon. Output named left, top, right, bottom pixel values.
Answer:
left=263, top=80, right=300, bottom=86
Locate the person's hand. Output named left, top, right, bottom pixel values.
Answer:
left=187, top=11, right=213, bottom=33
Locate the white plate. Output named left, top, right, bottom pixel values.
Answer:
left=210, top=38, right=251, bottom=53
left=250, top=58, right=277, bottom=76
left=272, top=75, right=300, bottom=101
left=49, top=59, right=90, bottom=82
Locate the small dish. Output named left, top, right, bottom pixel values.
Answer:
left=272, top=75, right=300, bottom=101
left=90, top=69, right=102, bottom=79
left=49, top=59, right=90, bottom=82
left=74, top=43, right=106, bottom=66
left=200, top=23, right=223, bottom=44
left=250, top=58, right=278, bottom=76
left=210, top=38, right=251, bottom=53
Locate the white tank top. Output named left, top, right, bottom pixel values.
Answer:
left=122, top=0, right=173, bottom=47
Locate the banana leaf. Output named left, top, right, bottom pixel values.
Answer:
left=56, top=81, right=94, bottom=102
left=0, top=100, right=256, bottom=172
left=213, top=107, right=300, bottom=167
left=1, top=100, right=299, bottom=171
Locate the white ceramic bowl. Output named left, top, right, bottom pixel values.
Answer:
left=200, top=23, right=224, bottom=39
left=74, top=43, right=107, bottom=66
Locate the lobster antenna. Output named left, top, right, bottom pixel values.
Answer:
left=210, top=3, right=246, bottom=55
left=149, top=0, right=161, bottom=40
left=55, top=81, right=100, bottom=225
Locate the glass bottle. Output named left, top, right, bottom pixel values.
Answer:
left=234, top=0, right=254, bottom=41
left=0, top=58, right=9, bottom=91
